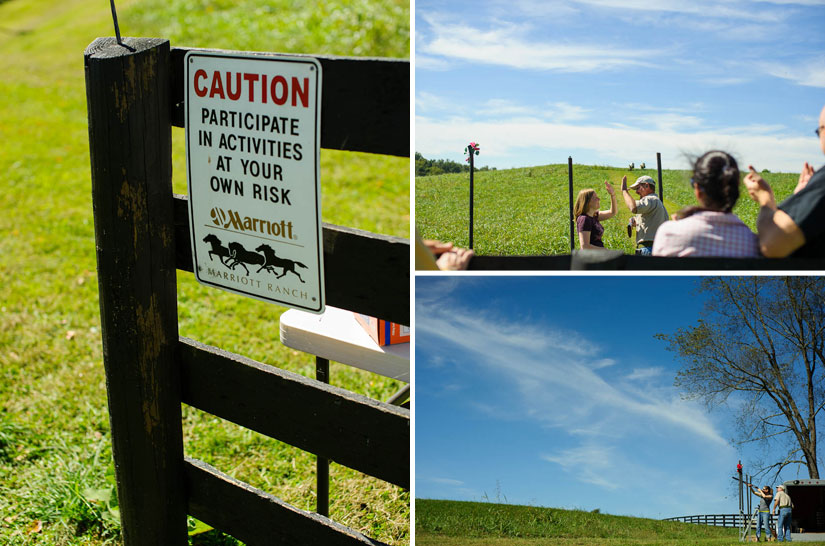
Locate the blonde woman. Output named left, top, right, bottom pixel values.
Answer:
left=574, top=180, right=617, bottom=249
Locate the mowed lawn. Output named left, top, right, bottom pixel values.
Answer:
left=0, top=0, right=409, bottom=544
left=415, top=164, right=798, bottom=256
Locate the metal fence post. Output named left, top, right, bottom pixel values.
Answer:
left=469, top=151, right=474, bottom=249
left=568, top=156, right=574, bottom=251
left=657, top=152, right=663, bottom=200
left=85, top=37, right=188, bottom=545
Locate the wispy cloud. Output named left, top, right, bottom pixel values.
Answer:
left=760, top=58, right=825, bottom=88
left=569, top=0, right=784, bottom=23
left=416, top=298, right=729, bottom=447
left=419, top=17, right=658, bottom=72
left=542, top=444, right=619, bottom=490
left=627, top=367, right=664, bottom=381
left=415, top=109, right=818, bottom=173
left=428, top=477, right=465, bottom=486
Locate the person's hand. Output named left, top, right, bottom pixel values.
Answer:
left=436, top=247, right=474, bottom=270
left=744, top=165, right=776, bottom=208
left=605, top=180, right=615, bottom=196
left=629, top=217, right=636, bottom=228
left=423, top=239, right=454, bottom=256
left=794, top=161, right=815, bottom=194
left=620, top=175, right=628, bottom=191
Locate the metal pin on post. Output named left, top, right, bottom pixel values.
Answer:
left=109, top=0, right=123, bottom=45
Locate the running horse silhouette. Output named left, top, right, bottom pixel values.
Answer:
left=203, top=234, right=231, bottom=266
left=226, top=241, right=275, bottom=275
left=255, top=244, right=308, bottom=283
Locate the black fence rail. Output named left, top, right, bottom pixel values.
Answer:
left=468, top=250, right=825, bottom=271
left=664, top=513, right=769, bottom=528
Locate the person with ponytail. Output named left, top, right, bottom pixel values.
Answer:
left=574, top=180, right=617, bottom=250
left=652, top=151, right=760, bottom=257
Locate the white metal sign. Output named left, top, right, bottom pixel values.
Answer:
left=185, top=51, right=324, bottom=313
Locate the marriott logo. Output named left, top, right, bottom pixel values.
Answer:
left=210, top=207, right=295, bottom=240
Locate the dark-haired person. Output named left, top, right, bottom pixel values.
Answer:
left=652, top=151, right=759, bottom=257
left=574, top=180, right=616, bottom=249
left=748, top=484, right=773, bottom=542
left=744, top=103, right=825, bottom=258
left=620, top=175, right=669, bottom=255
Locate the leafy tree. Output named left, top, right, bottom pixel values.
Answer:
left=414, top=152, right=474, bottom=176
left=657, top=277, right=825, bottom=480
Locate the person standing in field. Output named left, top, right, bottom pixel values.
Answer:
left=574, top=180, right=617, bottom=250
left=619, top=175, right=669, bottom=255
left=652, top=150, right=760, bottom=257
left=773, top=484, right=794, bottom=542
left=748, top=484, right=773, bottom=542
left=744, top=103, right=825, bottom=258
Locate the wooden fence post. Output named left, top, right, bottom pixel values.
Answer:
left=85, top=37, right=188, bottom=544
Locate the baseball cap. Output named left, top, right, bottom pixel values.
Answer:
left=630, top=175, right=655, bottom=189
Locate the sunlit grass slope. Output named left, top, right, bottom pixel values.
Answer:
left=415, top=164, right=797, bottom=256
left=416, top=499, right=752, bottom=546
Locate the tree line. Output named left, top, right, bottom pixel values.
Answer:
left=415, top=152, right=495, bottom=177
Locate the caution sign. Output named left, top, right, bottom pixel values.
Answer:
left=185, top=51, right=324, bottom=313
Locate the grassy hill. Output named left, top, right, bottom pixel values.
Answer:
left=416, top=499, right=751, bottom=546
left=0, top=0, right=408, bottom=544
left=415, top=164, right=798, bottom=256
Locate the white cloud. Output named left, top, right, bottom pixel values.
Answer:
left=414, top=55, right=454, bottom=72
left=478, top=99, right=538, bottom=118
left=415, top=112, right=819, bottom=173
left=622, top=112, right=705, bottom=132
left=542, top=444, right=619, bottom=490
left=415, top=91, right=455, bottom=114
left=416, top=300, right=729, bottom=447
left=627, top=367, right=664, bottom=380
left=569, top=0, right=784, bottom=22
left=760, top=58, right=825, bottom=88
left=418, top=17, right=658, bottom=72
left=429, top=477, right=465, bottom=486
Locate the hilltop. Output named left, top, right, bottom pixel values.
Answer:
left=415, top=163, right=798, bottom=256
left=416, top=499, right=746, bottom=546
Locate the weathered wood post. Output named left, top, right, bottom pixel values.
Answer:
left=85, top=37, right=188, bottom=544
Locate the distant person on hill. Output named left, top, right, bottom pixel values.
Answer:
left=773, top=484, right=794, bottom=542
left=619, top=175, right=669, bottom=255
left=747, top=484, right=773, bottom=542
left=744, top=103, right=825, bottom=258
left=652, top=151, right=760, bottom=257
left=574, top=181, right=617, bottom=250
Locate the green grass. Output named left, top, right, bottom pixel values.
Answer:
left=415, top=499, right=819, bottom=546
left=415, top=164, right=798, bottom=256
left=0, top=0, right=409, bottom=544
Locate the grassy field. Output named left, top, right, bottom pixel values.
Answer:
left=0, top=0, right=409, bottom=544
left=415, top=164, right=799, bottom=256
left=415, top=499, right=825, bottom=546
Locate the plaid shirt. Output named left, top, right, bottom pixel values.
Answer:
left=652, top=211, right=760, bottom=257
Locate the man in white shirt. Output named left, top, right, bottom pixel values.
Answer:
left=772, top=484, right=794, bottom=542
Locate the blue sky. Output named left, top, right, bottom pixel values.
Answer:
left=414, top=276, right=805, bottom=519
left=415, top=0, right=825, bottom=173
